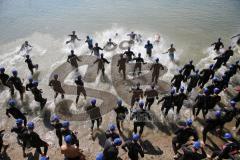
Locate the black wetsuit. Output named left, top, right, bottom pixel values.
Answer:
left=179, top=145, right=207, bottom=160
left=122, top=140, right=144, bottom=160
left=8, top=76, right=25, bottom=99
left=198, top=68, right=215, bottom=88
left=23, top=131, right=48, bottom=156
left=31, top=86, right=47, bottom=109
left=150, top=63, right=164, bottom=83
left=131, top=108, right=151, bottom=135
left=25, top=57, right=37, bottom=75
left=61, top=129, right=79, bottom=147
left=231, top=63, right=240, bottom=75
left=86, top=105, right=102, bottom=131
left=174, top=92, right=187, bottom=114
left=211, top=142, right=240, bottom=160
left=6, top=107, right=27, bottom=126
left=144, top=88, right=158, bottom=110
left=171, top=74, right=184, bottom=93
left=117, top=57, right=127, bottom=80
left=187, top=73, right=200, bottom=93
left=213, top=56, right=225, bottom=71
left=11, top=126, right=28, bottom=143
left=172, top=127, right=198, bottom=154
left=133, top=57, right=145, bottom=76
left=192, top=94, right=207, bottom=118
left=124, top=50, right=135, bottom=62
left=75, top=78, right=86, bottom=103
left=182, top=64, right=195, bottom=81
left=103, top=139, right=119, bottom=160
left=92, top=46, right=103, bottom=57
left=0, top=72, right=10, bottom=87
left=130, top=87, right=143, bottom=107
left=208, top=94, right=221, bottom=110
left=145, top=43, right=153, bottom=57
left=67, top=54, right=80, bottom=68
left=158, top=94, right=175, bottom=116
left=114, top=106, right=128, bottom=132
left=94, top=57, right=110, bottom=75
left=201, top=94, right=221, bottom=117
left=51, top=122, right=63, bottom=146
left=202, top=117, right=225, bottom=143
left=66, top=34, right=80, bottom=44
left=222, top=49, right=233, bottom=65
left=212, top=41, right=224, bottom=52
left=222, top=70, right=233, bottom=89
left=26, top=81, right=34, bottom=91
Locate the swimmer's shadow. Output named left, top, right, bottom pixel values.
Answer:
left=100, top=74, right=112, bottom=84
left=145, top=111, right=173, bottom=135
left=92, top=129, right=106, bottom=148
left=41, top=108, right=54, bottom=129
left=140, top=140, right=163, bottom=156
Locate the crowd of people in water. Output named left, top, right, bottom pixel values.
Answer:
left=0, top=31, right=240, bottom=160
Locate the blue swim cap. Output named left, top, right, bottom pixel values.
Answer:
left=51, top=115, right=60, bottom=122
left=0, top=67, right=5, bottom=73
left=96, top=152, right=105, bottom=160
left=223, top=133, right=232, bottom=139
left=109, top=124, right=116, bottom=131
left=91, top=98, right=97, bottom=105
left=139, top=101, right=144, bottom=108
left=32, top=80, right=38, bottom=86
left=27, top=122, right=34, bottom=129
left=12, top=69, right=18, bottom=76
left=215, top=110, right=222, bottom=118
left=230, top=100, right=236, bottom=107
left=186, top=119, right=193, bottom=126
left=132, top=134, right=140, bottom=141
left=16, top=119, right=23, bottom=125
left=113, top=138, right=122, bottom=146
left=64, top=135, right=72, bottom=144
left=117, top=99, right=122, bottom=106
left=193, top=141, right=201, bottom=150
left=203, top=88, right=209, bottom=94
left=212, top=77, right=219, bottom=82
left=214, top=88, right=220, bottom=94
left=180, top=87, right=184, bottom=93
left=171, top=89, right=175, bottom=94
left=8, top=99, right=16, bottom=107
left=156, top=58, right=159, bottom=62
left=62, top=121, right=70, bottom=128
left=40, top=156, right=49, bottom=160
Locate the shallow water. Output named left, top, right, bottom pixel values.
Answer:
left=0, top=0, right=239, bottom=60
left=0, top=0, right=239, bottom=105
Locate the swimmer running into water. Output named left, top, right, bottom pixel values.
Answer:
left=18, top=41, right=32, bottom=55
left=66, top=31, right=81, bottom=44
left=163, top=44, right=176, bottom=61
left=211, top=38, right=224, bottom=54
left=103, top=38, right=117, bottom=49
